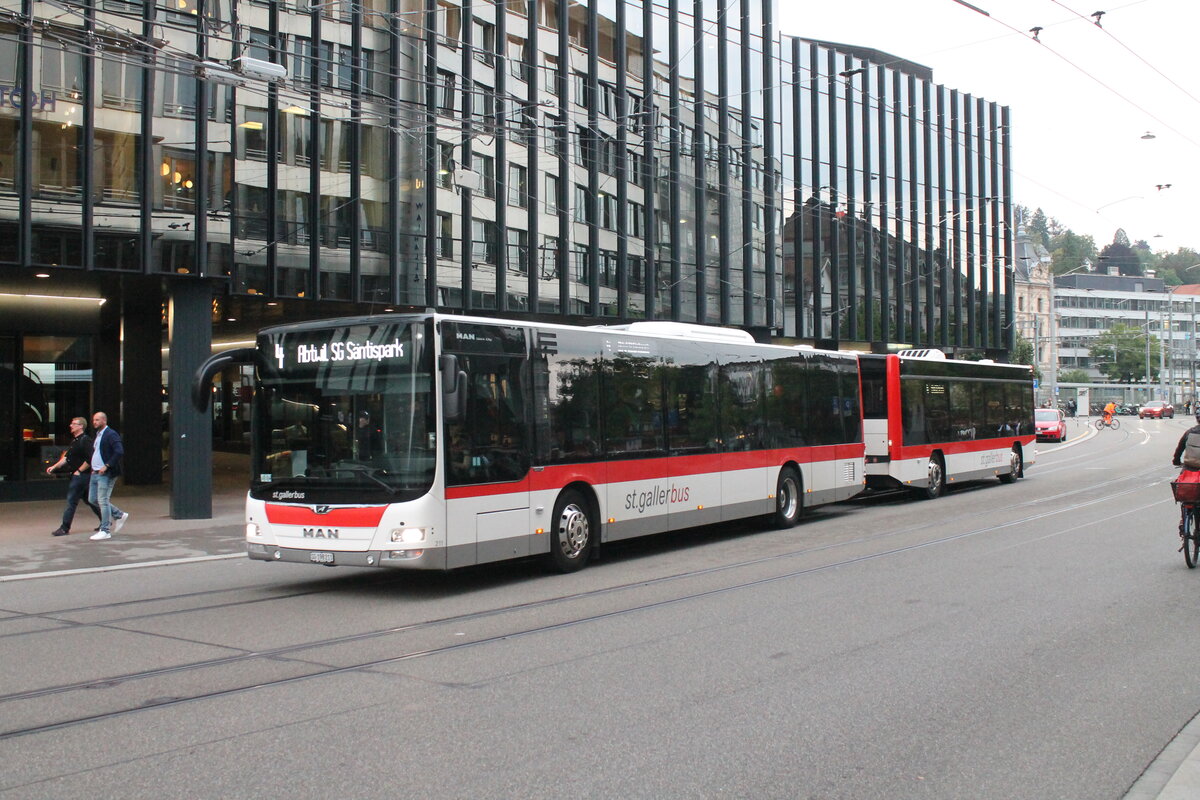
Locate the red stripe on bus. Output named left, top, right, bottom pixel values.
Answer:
left=265, top=505, right=389, bottom=526
left=896, top=436, right=1035, bottom=459
left=447, top=446, right=868, bottom=498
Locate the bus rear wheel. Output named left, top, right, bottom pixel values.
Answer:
left=773, top=467, right=803, bottom=528
left=548, top=489, right=593, bottom=572
left=998, top=447, right=1022, bottom=484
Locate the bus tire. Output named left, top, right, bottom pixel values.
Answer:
left=773, top=467, right=803, bottom=528
left=548, top=489, right=593, bottom=572
left=919, top=454, right=946, bottom=500
left=998, top=446, right=1022, bottom=484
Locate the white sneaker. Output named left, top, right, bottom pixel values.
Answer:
left=113, top=512, right=129, bottom=533
left=90, top=530, right=111, bottom=541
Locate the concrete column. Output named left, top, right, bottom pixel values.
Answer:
left=168, top=281, right=213, bottom=519
left=121, top=279, right=163, bottom=485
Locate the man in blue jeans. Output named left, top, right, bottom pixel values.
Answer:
left=87, top=411, right=130, bottom=541
left=46, top=416, right=102, bottom=536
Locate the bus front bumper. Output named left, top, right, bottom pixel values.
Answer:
left=246, top=543, right=447, bottom=569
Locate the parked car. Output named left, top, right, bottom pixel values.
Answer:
left=1139, top=400, right=1175, bottom=419
left=1035, top=408, right=1067, bottom=442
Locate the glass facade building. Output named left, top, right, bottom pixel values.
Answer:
left=0, top=2, right=1012, bottom=504
left=781, top=39, right=1014, bottom=352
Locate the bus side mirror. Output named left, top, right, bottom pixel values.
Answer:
left=440, top=354, right=467, bottom=422
left=192, top=347, right=259, bottom=412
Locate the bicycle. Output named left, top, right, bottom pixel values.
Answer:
left=1094, top=415, right=1121, bottom=431
left=1171, top=478, right=1200, bottom=568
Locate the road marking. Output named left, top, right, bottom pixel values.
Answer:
left=0, top=553, right=244, bottom=583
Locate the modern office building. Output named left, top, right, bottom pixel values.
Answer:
left=1, top=0, right=1013, bottom=509
left=780, top=39, right=1015, bottom=352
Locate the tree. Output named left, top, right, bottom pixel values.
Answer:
left=1059, top=368, right=1090, bottom=384
left=1089, top=324, right=1160, bottom=383
left=1028, top=208, right=1051, bottom=249
left=1100, top=228, right=1141, bottom=276
left=1011, top=331, right=1041, bottom=382
left=1155, top=248, right=1200, bottom=285
left=1049, top=230, right=1097, bottom=275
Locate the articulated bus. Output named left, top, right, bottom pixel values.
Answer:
left=858, top=351, right=1036, bottom=499
left=195, top=313, right=866, bottom=572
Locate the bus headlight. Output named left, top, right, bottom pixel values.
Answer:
left=246, top=523, right=261, bottom=538
left=391, top=527, right=426, bottom=544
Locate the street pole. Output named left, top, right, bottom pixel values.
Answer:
left=1146, top=309, right=1153, bottom=403
left=1167, top=298, right=1173, bottom=404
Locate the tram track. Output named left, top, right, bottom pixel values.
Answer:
left=0, top=463, right=1169, bottom=742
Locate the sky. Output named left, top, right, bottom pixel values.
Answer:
left=778, top=0, right=1200, bottom=257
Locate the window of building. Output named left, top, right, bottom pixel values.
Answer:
left=438, top=141, right=455, bottom=189
left=101, top=50, right=143, bottom=111
left=93, top=130, right=139, bottom=204
left=471, top=80, right=495, bottom=119
left=436, top=0, right=462, bottom=46
left=545, top=174, right=559, bottom=214
left=507, top=228, right=528, bottom=273
left=573, top=184, right=591, bottom=223
left=507, top=35, right=530, bottom=82
left=437, top=70, right=457, bottom=116
left=438, top=212, right=453, bottom=258
left=471, top=219, right=498, bottom=264
left=508, top=163, right=527, bottom=207
left=239, top=108, right=268, bottom=161
left=541, top=235, right=560, bottom=279
left=472, top=19, right=495, bottom=65
left=41, top=32, right=86, bottom=96
left=33, top=121, right=83, bottom=200
left=475, top=152, right=496, bottom=198
left=160, top=149, right=197, bottom=212
left=571, top=244, right=591, bottom=282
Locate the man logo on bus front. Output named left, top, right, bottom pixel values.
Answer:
left=313, top=505, right=332, bottom=514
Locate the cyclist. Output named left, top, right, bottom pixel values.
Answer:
left=1102, top=401, right=1117, bottom=426
left=1173, top=411, right=1200, bottom=471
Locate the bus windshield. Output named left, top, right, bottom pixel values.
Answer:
left=251, top=319, right=436, bottom=500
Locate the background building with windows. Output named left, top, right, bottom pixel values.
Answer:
left=1, top=0, right=1013, bottom=509
left=1053, top=269, right=1200, bottom=409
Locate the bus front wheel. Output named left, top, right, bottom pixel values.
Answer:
left=548, top=489, right=593, bottom=572
left=773, top=467, right=803, bottom=528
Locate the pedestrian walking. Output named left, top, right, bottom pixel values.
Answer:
left=45, top=416, right=102, bottom=537
left=87, top=411, right=129, bottom=541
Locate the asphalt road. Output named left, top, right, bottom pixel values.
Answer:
left=0, top=415, right=1196, bottom=799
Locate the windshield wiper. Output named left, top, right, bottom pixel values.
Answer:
left=334, top=463, right=394, bottom=493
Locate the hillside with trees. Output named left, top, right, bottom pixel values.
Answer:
left=1017, top=205, right=1200, bottom=284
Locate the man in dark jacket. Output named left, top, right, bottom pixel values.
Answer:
left=45, top=416, right=102, bottom=536
left=87, top=411, right=129, bottom=541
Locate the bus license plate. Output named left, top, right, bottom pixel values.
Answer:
left=309, top=552, right=335, bottom=564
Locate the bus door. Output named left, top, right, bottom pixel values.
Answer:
left=859, top=355, right=891, bottom=467
left=441, top=323, right=532, bottom=567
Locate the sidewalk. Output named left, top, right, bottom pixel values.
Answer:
left=0, top=452, right=250, bottom=580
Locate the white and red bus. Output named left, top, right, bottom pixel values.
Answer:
left=195, top=313, right=866, bottom=571
left=858, top=351, right=1036, bottom=499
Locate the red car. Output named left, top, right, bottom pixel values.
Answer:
left=1139, top=400, right=1175, bottom=419
left=1035, top=408, right=1067, bottom=442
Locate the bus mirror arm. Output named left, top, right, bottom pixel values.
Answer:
left=191, top=347, right=260, bottom=412
left=439, top=355, right=467, bottom=422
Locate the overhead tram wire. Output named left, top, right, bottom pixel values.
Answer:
left=942, top=0, right=1200, bottom=149
left=1048, top=0, right=1200, bottom=109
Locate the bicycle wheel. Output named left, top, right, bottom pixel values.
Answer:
left=1110, top=418, right=1121, bottom=431
left=1094, top=418, right=1104, bottom=430
left=1184, top=506, right=1199, bottom=569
